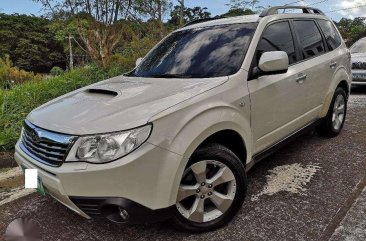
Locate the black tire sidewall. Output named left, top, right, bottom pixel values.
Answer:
left=172, top=144, right=247, bottom=232
left=327, top=88, right=347, bottom=134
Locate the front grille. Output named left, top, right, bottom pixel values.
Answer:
left=20, top=120, right=75, bottom=167
left=352, top=61, right=366, bottom=70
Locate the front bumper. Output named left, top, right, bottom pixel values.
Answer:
left=14, top=140, right=183, bottom=223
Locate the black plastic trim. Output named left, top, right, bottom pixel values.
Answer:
left=70, top=196, right=175, bottom=224
left=247, top=120, right=321, bottom=171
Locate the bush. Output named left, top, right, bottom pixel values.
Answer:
left=0, top=56, right=42, bottom=89
left=106, top=36, right=159, bottom=76
left=0, top=65, right=122, bottom=151
left=50, top=66, right=64, bottom=76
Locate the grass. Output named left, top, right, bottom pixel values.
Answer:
left=0, top=167, right=12, bottom=173
left=0, top=65, right=129, bottom=151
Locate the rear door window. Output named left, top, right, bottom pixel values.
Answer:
left=256, top=21, right=297, bottom=65
left=293, top=20, right=325, bottom=60
left=317, top=20, right=342, bottom=51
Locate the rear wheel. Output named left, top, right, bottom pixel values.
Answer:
left=316, top=87, right=347, bottom=137
left=172, top=144, right=247, bottom=232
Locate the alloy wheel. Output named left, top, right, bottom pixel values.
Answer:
left=176, top=160, right=237, bottom=223
left=332, top=94, right=345, bottom=131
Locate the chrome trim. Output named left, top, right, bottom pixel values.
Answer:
left=19, top=143, right=61, bottom=167
left=24, top=120, right=75, bottom=144
left=21, top=120, right=77, bottom=167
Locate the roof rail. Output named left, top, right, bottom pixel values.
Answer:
left=184, top=17, right=223, bottom=27
left=260, top=6, right=325, bottom=17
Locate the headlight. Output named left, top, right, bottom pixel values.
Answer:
left=67, top=125, right=152, bottom=163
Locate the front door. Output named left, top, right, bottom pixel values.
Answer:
left=248, top=21, right=310, bottom=153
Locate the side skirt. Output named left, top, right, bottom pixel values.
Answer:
left=246, top=120, right=321, bottom=172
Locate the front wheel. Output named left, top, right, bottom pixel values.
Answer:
left=172, top=144, right=247, bottom=232
left=316, top=87, right=347, bottom=137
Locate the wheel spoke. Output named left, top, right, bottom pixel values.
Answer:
left=338, top=114, right=344, bottom=123
left=207, top=167, right=235, bottom=187
left=332, top=113, right=336, bottom=122
left=177, top=185, right=198, bottom=202
left=188, top=197, right=205, bottom=222
left=191, top=161, right=207, bottom=184
left=209, top=191, right=233, bottom=213
left=337, top=104, right=345, bottom=115
left=334, top=117, right=340, bottom=129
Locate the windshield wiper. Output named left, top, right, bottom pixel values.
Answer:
left=149, top=73, right=193, bottom=78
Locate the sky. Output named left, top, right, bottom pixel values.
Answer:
left=1, top=0, right=366, bottom=21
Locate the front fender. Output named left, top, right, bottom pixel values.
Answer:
left=149, top=103, right=252, bottom=205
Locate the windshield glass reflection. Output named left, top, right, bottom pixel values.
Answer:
left=129, top=23, right=257, bottom=78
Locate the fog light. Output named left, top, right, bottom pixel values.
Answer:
left=119, top=208, right=129, bottom=221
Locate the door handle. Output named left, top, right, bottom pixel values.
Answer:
left=330, top=61, right=337, bottom=69
left=296, top=74, right=307, bottom=84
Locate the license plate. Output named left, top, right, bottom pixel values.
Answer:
left=21, top=165, right=46, bottom=196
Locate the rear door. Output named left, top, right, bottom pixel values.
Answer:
left=248, top=20, right=310, bottom=152
left=317, top=19, right=345, bottom=88
left=292, top=19, right=334, bottom=111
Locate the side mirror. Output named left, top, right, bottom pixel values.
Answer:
left=258, top=51, right=289, bottom=75
left=135, top=57, right=143, bottom=67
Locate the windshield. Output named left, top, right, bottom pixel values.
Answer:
left=351, top=39, right=366, bottom=53
left=129, top=23, right=257, bottom=78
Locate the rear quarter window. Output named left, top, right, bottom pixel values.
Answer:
left=317, top=20, right=342, bottom=51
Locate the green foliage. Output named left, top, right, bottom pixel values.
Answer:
left=220, top=8, right=255, bottom=18
left=0, top=13, right=65, bottom=73
left=50, top=66, right=64, bottom=76
left=0, top=65, right=131, bottom=151
left=169, top=6, right=211, bottom=26
left=0, top=56, right=42, bottom=89
left=227, top=0, right=260, bottom=10
left=337, top=17, right=366, bottom=46
left=107, top=35, right=159, bottom=76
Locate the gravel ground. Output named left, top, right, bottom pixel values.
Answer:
left=0, top=88, right=365, bottom=241
left=330, top=186, right=366, bottom=241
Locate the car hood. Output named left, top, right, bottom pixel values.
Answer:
left=351, top=53, right=366, bottom=62
left=28, top=75, right=228, bottom=135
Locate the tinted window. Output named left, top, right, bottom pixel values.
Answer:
left=256, top=21, right=296, bottom=65
left=318, top=20, right=342, bottom=51
left=130, top=23, right=257, bottom=78
left=293, top=20, right=325, bottom=60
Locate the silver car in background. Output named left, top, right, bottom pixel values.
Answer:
left=351, top=37, right=366, bottom=86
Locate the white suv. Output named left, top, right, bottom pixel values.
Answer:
left=15, top=6, right=351, bottom=232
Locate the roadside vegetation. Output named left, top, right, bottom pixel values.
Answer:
left=0, top=0, right=365, bottom=153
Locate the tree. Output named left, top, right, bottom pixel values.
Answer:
left=226, top=0, right=263, bottom=13
left=178, top=0, right=184, bottom=26
left=220, top=8, right=255, bottom=18
left=134, top=0, right=172, bottom=38
left=0, top=13, right=64, bottom=72
left=35, top=0, right=140, bottom=67
left=337, top=17, right=366, bottom=46
left=168, top=5, right=211, bottom=26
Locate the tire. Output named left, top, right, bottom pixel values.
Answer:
left=316, top=87, right=347, bottom=137
left=172, top=143, right=247, bottom=232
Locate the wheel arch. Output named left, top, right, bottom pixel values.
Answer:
left=337, top=80, right=350, bottom=99
left=320, top=67, right=351, bottom=118
left=195, top=129, right=247, bottom=167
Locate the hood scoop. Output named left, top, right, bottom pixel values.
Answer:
left=87, top=88, right=119, bottom=97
